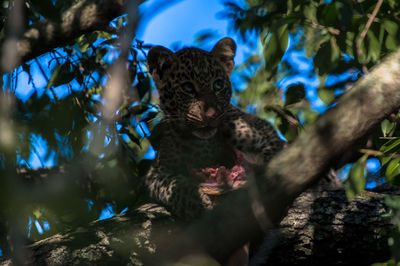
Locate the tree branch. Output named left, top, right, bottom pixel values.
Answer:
left=356, top=0, right=383, bottom=74
left=0, top=188, right=396, bottom=265
left=0, top=0, right=143, bottom=73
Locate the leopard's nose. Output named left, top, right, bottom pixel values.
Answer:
left=205, top=107, right=216, bottom=118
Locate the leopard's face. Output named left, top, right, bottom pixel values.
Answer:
left=147, top=38, right=236, bottom=139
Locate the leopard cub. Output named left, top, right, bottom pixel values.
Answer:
left=146, top=38, right=284, bottom=220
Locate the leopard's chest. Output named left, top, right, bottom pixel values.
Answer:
left=159, top=122, right=237, bottom=174
left=179, top=136, right=235, bottom=169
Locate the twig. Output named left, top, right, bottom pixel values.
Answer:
left=266, top=105, right=301, bottom=128
left=356, top=0, right=383, bottom=74
left=305, top=20, right=340, bottom=35
left=379, top=137, right=399, bottom=140
left=34, top=58, right=59, bottom=101
left=359, top=148, right=383, bottom=156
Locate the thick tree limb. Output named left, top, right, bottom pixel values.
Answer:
left=0, top=189, right=396, bottom=265
left=0, top=0, right=143, bottom=72
left=152, top=48, right=400, bottom=263
left=261, top=188, right=395, bottom=265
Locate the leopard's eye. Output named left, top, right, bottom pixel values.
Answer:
left=181, top=82, right=196, bottom=94
left=213, top=79, right=224, bottom=93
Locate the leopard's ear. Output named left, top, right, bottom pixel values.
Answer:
left=147, top=46, right=175, bottom=81
left=211, top=37, right=236, bottom=75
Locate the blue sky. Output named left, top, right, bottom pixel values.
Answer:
left=137, top=0, right=255, bottom=64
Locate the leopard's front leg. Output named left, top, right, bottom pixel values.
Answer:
left=222, top=105, right=285, bottom=165
left=145, top=162, right=213, bottom=221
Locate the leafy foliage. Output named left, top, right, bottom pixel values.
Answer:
left=0, top=1, right=158, bottom=247
left=223, top=0, right=400, bottom=262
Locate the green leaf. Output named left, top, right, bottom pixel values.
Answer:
left=345, top=159, right=366, bottom=199
left=119, top=127, right=141, bottom=146
left=386, top=35, right=398, bottom=51
left=380, top=156, right=392, bottom=167
left=285, top=84, right=305, bottom=105
left=386, top=0, right=396, bottom=8
left=383, top=19, right=399, bottom=36
left=318, top=1, right=352, bottom=28
left=96, top=31, right=112, bottom=40
left=137, top=73, right=151, bottom=101
left=77, top=35, right=90, bottom=53
left=46, top=64, right=62, bottom=88
left=366, top=30, right=381, bottom=62
left=386, top=158, right=400, bottom=184
left=303, top=4, right=317, bottom=23
left=263, top=24, right=289, bottom=79
left=320, top=2, right=339, bottom=26
left=46, top=62, right=75, bottom=88
left=317, top=88, right=335, bottom=105
left=303, top=109, right=319, bottom=124
left=265, top=105, right=299, bottom=142
left=127, top=104, right=149, bottom=115
left=381, top=119, right=396, bottom=137
left=380, top=138, right=400, bottom=154
left=314, top=39, right=340, bottom=75
left=33, top=208, right=42, bottom=219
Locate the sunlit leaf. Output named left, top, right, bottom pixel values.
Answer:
left=265, top=105, right=299, bottom=141
left=383, top=19, right=399, bottom=36
left=386, top=35, right=398, bottom=51
left=345, top=158, right=366, bottom=199
left=366, top=31, right=381, bottom=62
left=317, top=88, right=335, bottom=105
left=303, top=4, right=317, bottom=23
left=33, top=208, right=42, bottom=219
left=380, top=138, right=400, bottom=154
left=263, top=24, right=289, bottom=79
left=381, top=119, right=396, bottom=137
left=78, top=35, right=90, bottom=53
left=386, top=158, right=400, bottom=185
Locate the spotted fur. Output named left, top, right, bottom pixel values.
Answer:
left=146, top=38, right=284, bottom=220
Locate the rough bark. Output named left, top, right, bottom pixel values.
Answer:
left=0, top=188, right=396, bottom=265
left=261, top=188, right=395, bottom=265
left=0, top=0, right=143, bottom=72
